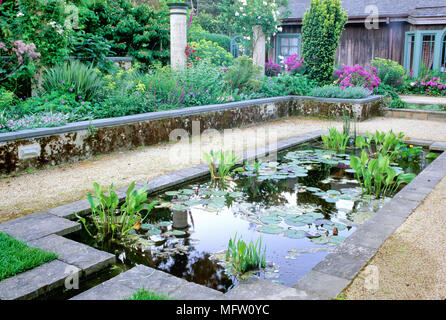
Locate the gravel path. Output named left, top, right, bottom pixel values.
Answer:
left=344, top=175, right=446, bottom=300
left=1, top=115, right=446, bottom=300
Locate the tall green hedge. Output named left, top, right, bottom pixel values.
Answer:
left=302, top=0, right=348, bottom=84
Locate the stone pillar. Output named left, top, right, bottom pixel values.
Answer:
left=252, top=25, right=266, bottom=75
left=167, top=2, right=190, bottom=70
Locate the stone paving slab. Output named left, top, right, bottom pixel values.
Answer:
left=71, top=264, right=223, bottom=300
left=223, top=277, right=323, bottom=300
left=46, top=199, right=91, bottom=219
left=28, top=234, right=115, bottom=277
left=0, top=260, right=80, bottom=300
left=0, top=211, right=80, bottom=242
left=404, top=139, right=434, bottom=147
left=430, top=142, right=446, bottom=151
left=293, top=270, right=351, bottom=299
left=312, top=242, right=377, bottom=281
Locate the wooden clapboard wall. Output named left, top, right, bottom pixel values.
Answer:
left=278, top=22, right=411, bottom=66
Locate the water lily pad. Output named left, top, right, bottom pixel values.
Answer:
left=325, top=197, right=338, bottom=203
left=211, top=190, right=228, bottom=196
left=172, top=230, right=186, bottom=236
left=158, top=221, right=171, bottom=227
left=171, top=204, right=188, bottom=211
left=306, top=212, right=324, bottom=220
left=165, top=191, right=179, bottom=196
left=329, top=236, right=346, bottom=244
left=306, top=187, right=321, bottom=192
left=285, top=229, right=306, bottom=239
left=324, top=222, right=347, bottom=231
left=326, top=190, right=341, bottom=195
left=184, top=200, right=203, bottom=207
left=228, top=192, right=243, bottom=198
left=179, top=189, right=196, bottom=195
left=258, top=225, right=284, bottom=234
left=147, top=228, right=161, bottom=235
left=260, top=215, right=282, bottom=225
left=311, top=237, right=329, bottom=245
left=140, top=223, right=154, bottom=231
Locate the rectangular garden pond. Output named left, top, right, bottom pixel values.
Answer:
left=61, top=137, right=437, bottom=296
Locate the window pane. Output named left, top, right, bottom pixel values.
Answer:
left=289, top=46, right=298, bottom=55
left=281, top=47, right=289, bottom=56
left=421, top=34, right=436, bottom=71
left=442, top=35, right=446, bottom=73
left=408, top=34, right=415, bottom=72
left=281, top=38, right=289, bottom=46
left=290, top=37, right=299, bottom=47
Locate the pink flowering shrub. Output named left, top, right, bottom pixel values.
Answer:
left=334, top=65, right=381, bottom=92
left=408, top=75, right=446, bottom=96
left=0, top=40, right=40, bottom=81
left=284, top=54, right=304, bottom=74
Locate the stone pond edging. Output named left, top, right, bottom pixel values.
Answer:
left=1, top=130, right=444, bottom=300
left=0, top=95, right=384, bottom=175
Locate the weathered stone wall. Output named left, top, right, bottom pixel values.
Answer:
left=0, top=96, right=384, bottom=175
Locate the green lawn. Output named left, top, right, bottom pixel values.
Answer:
left=0, top=232, right=58, bottom=281
left=124, top=288, right=171, bottom=300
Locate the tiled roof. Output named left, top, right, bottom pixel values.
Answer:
left=286, top=0, right=445, bottom=19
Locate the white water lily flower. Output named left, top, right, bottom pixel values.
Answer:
left=17, top=12, right=24, bottom=17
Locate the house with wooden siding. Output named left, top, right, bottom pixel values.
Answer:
left=272, top=0, right=446, bottom=77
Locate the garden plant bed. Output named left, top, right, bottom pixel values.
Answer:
left=1, top=130, right=444, bottom=300
left=0, top=95, right=384, bottom=175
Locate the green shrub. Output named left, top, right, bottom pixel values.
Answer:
left=79, top=0, right=170, bottom=65
left=389, top=98, right=408, bottom=109
left=302, top=0, right=348, bottom=84
left=369, top=58, right=406, bottom=89
left=0, top=88, right=14, bottom=112
left=223, top=56, right=262, bottom=91
left=186, top=39, right=233, bottom=67
left=373, top=83, right=399, bottom=100
left=42, top=60, right=104, bottom=101
left=310, top=85, right=371, bottom=99
left=189, top=32, right=231, bottom=52
left=261, top=73, right=316, bottom=97
left=176, top=60, right=226, bottom=106
left=68, top=31, right=115, bottom=71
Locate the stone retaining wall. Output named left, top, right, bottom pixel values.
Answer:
left=0, top=95, right=384, bottom=175
left=383, top=108, right=446, bottom=121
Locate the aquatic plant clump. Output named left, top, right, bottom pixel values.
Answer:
left=76, top=181, right=158, bottom=241
left=226, top=234, right=266, bottom=275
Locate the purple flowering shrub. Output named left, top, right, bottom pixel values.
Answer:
left=265, top=59, right=282, bottom=77
left=407, top=75, right=446, bottom=96
left=334, top=65, right=381, bottom=92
